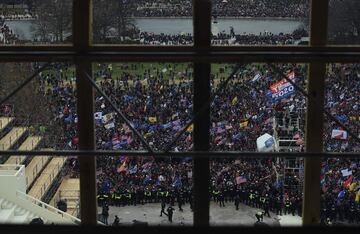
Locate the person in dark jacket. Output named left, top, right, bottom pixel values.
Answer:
left=166, top=206, right=175, bottom=223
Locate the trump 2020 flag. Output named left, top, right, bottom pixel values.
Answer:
left=331, top=129, right=348, bottom=140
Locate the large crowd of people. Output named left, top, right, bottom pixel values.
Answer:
left=0, top=1, right=358, bottom=225
left=0, top=18, right=19, bottom=44
left=134, top=0, right=309, bottom=18
left=32, top=55, right=360, bottom=225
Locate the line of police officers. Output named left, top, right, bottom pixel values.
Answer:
left=97, top=186, right=193, bottom=211
left=210, top=185, right=302, bottom=217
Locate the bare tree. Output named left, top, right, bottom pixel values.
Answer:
left=93, top=0, right=116, bottom=43
left=328, top=0, right=360, bottom=44
left=31, top=0, right=72, bottom=43
left=93, top=0, right=137, bottom=43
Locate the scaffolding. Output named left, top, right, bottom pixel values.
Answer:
left=273, top=109, right=304, bottom=196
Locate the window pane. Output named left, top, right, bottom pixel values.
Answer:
left=0, top=62, right=80, bottom=225
left=320, top=64, right=360, bottom=226
left=328, top=0, right=360, bottom=45
left=211, top=63, right=307, bottom=152
left=211, top=0, right=310, bottom=46
left=209, top=157, right=303, bottom=226
left=96, top=156, right=194, bottom=226
left=93, top=62, right=193, bottom=151
left=93, top=0, right=193, bottom=45
left=0, top=0, right=72, bottom=45
left=209, top=63, right=306, bottom=226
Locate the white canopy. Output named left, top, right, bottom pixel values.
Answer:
left=256, top=133, right=275, bottom=152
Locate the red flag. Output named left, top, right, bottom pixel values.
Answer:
left=343, top=175, right=353, bottom=188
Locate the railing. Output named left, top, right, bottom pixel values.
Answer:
left=0, top=164, right=24, bottom=176
left=16, top=190, right=81, bottom=225
left=0, top=128, right=26, bottom=150
left=29, top=158, right=66, bottom=200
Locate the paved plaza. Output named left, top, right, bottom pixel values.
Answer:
left=98, top=202, right=302, bottom=227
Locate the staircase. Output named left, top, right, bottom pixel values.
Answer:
left=0, top=164, right=80, bottom=225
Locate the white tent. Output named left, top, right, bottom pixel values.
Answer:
left=256, top=133, right=275, bottom=152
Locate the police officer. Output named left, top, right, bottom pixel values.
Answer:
left=275, top=196, right=282, bottom=216
left=144, top=188, right=151, bottom=204
left=97, top=192, right=105, bottom=207
left=167, top=206, right=175, bottom=223
left=213, top=188, right=220, bottom=203
left=284, top=198, right=291, bottom=215
left=234, top=194, right=240, bottom=210
left=349, top=202, right=356, bottom=223
left=264, top=199, right=271, bottom=218
left=249, top=190, right=255, bottom=207
left=177, top=189, right=184, bottom=211
left=101, top=203, right=109, bottom=225
left=114, top=192, right=121, bottom=207
left=160, top=198, right=167, bottom=217
left=218, top=189, right=225, bottom=207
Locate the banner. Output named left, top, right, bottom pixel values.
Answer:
left=341, top=168, right=352, bottom=177
left=232, top=96, right=238, bottom=105
left=105, top=122, right=115, bottom=129
left=148, top=116, right=157, bottom=123
left=236, top=176, right=247, bottom=184
left=117, top=160, right=127, bottom=173
left=269, top=71, right=296, bottom=102
left=186, top=124, right=194, bottom=132
left=331, top=129, right=348, bottom=140
left=239, top=121, right=248, bottom=128
left=94, top=112, right=103, bottom=120
left=102, top=112, right=115, bottom=124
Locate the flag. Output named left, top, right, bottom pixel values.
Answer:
left=341, top=168, right=352, bottom=177
left=225, top=125, right=233, bottom=130
left=236, top=176, right=247, bottom=184
left=216, top=127, right=226, bottom=134
left=172, top=177, right=182, bottom=189
left=117, top=160, right=127, bottom=173
left=240, top=121, right=248, bottom=128
left=349, top=182, right=357, bottom=192
left=148, top=116, right=157, bottom=123
left=129, top=164, right=138, bottom=174
left=102, top=112, right=115, bottom=124
left=186, top=124, right=194, bottom=132
left=94, top=112, right=103, bottom=120
left=112, top=136, right=121, bottom=149
left=356, top=190, right=360, bottom=202
left=105, top=122, right=115, bottom=129
left=232, top=96, right=238, bottom=105
left=161, top=122, right=172, bottom=129
left=331, top=129, right=348, bottom=140
left=343, top=175, right=353, bottom=188
left=337, top=190, right=346, bottom=200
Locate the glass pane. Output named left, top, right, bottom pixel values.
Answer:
left=93, top=62, right=193, bottom=151
left=211, top=0, right=310, bottom=46
left=320, top=64, right=360, bottom=226
left=0, top=62, right=80, bottom=225
left=209, top=157, right=303, bottom=226
left=211, top=63, right=307, bottom=152
left=93, top=0, right=193, bottom=45
left=328, top=0, right=360, bottom=44
left=0, top=0, right=72, bottom=45
left=96, top=156, right=194, bottom=226
left=209, top=63, right=307, bottom=226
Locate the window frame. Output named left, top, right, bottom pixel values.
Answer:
left=0, top=0, right=359, bottom=227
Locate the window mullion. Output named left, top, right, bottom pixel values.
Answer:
left=74, top=0, right=97, bottom=225
left=303, top=0, right=328, bottom=225
left=193, top=0, right=211, bottom=227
